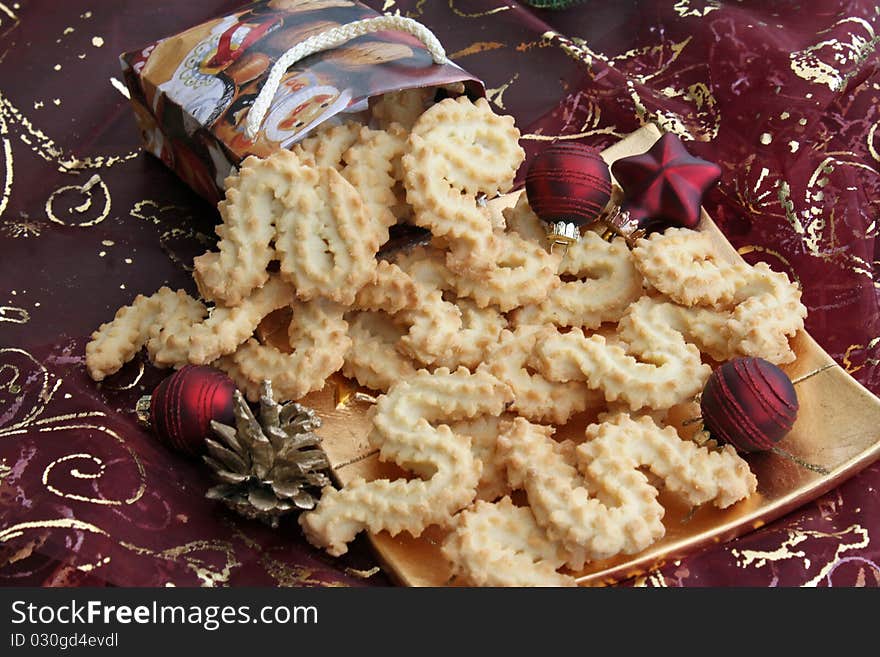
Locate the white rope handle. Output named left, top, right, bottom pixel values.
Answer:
left=244, top=16, right=449, bottom=139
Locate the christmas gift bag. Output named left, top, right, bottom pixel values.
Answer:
left=120, top=0, right=484, bottom=202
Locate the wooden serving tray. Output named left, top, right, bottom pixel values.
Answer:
left=302, top=124, right=880, bottom=586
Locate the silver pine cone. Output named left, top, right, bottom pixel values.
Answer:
left=203, top=380, right=331, bottom=528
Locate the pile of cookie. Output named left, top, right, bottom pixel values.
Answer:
left=86, top=89, right=806, bottom=586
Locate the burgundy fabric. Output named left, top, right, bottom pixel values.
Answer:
left=1, top=0, right=879, bottom=587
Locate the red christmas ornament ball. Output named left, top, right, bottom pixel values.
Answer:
left=525, top=143, right=612, bottom=227
left=700, top=357, right=798, bottom=453
left=145, top=366, right=236, bottom=457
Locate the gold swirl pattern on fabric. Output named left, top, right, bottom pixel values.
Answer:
left=542, top=30, right=719, bottom=141
left=45, top=174, right=111, bottom=227
left=0, top=306, right=29, bottom=324
left=0, top=518, right=242, bottom=587
left=0, top=349, right=146, bottom=506
left=130, top=200, right=214, bottom=270
left=484, top=72, right=518, bottom=111
left=0, top=340, right=328, bottom=585
left=447, top=1, right=511, bottom=19
left=789, top=18, right=879, bottom=92
left=0, top=108, right=12, bottom=218
left=0, top=1, right=20, bottom=63
left=0, top=92, right=139, bottom=173
left=39, top=425, right=146, bottom=506
left=730, top=524, right=871, bottom=587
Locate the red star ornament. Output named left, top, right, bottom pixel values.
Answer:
left=611, top=133, right=721, bottom=232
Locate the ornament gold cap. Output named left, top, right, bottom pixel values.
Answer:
left=547, top=220, right=579, bottom=247
left=135, top=395, right=152, bottom=428
left=598, top=206, right=646, bottom=245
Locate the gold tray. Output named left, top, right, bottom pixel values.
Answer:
left=302, top=124, right=880, bottom=586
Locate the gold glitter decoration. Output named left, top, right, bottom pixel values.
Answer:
left=397, top=0, right=428, bottom=19
left=0, top=518, right=240, bottom=587
left=732, top=532, right=811, bottom=569
left=546, top=30, right=718, bottom=141
left=515, top=36, right=552, bottom=54
left=258, top=549, right=337, bottom=587
left=522, top=127, right=623, bottom=142
left=0, top=92, right=139, bottom=173
left=345, top=565, right=381, bottom=578
left=449, top=41, right=504, bottom=59
left=45, top=454, right=105, bottom=479
left=45, top=174, right=111, bottom=227
left=0, top=518, right=111, bottom=544
left=848, top=252, right=877, bottom=287
left=776, top=179, right=806, bottom=239
left=736, top=245, right=801, bottom=289
left=38, top=422, right=146, bottom=506
left=616, top=36, right=693, bottom=83
left=0, top=1, right=20, bottom=64
left=484, top=72, right=518, bottom=110
left=100, top=359, right=145, bottom=391
left=118, top=539, right=240, bottom=587
left=730, top=524, right=869, bottom=587
left=1, top=218, right=42, bottom=238
left=77, top=556, right=112, bottom=573
left=790, top=17, right=880, bottom=92
left=673, top=0, right=720, bottom=17
left=521, top=91, right=624, bottom=141
left=842, top=338, right=880, bottom=375
left=0, top=107, right=12, bottom=219
left=227, top=521, right=337, bottom=587
left=632, top=571, right=669, bottom=587
left=448, top=1, right=511, bottom=19
left=130, top=199, right=214, bottom=270
left=780, top=153, right=880, bottom=278
left=867, top=120, right=880, bottom=163
left=727, top=163, right=776, bottom=216
left=0, top=348, right=146, bottom=509
left=0, top=364, right=20, bottom=395
left=0, top=348, right=55, bottom=432
left=628, top=79, right=718, bottom=141
left=20, top=520, right=236, bottom=587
